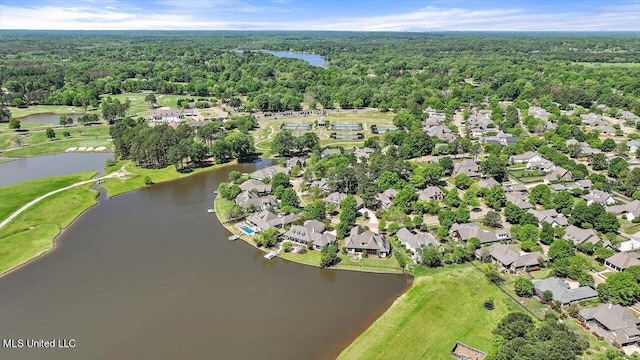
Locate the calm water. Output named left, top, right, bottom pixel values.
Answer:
left=19, top=113, right=84, bottom=125
left=0, top=152, right=113, bottom=186
left=0, top=160, right=409, bottom=360
left=265, top=51, right=327, bottom=67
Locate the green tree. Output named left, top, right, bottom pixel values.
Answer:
left=594, top=212, right=620, bottom=233
left=484, top=185, right=506, bottom=210
left=591, top=153, right=608, bottom=171
left=504, top=202, right=523, bottom=224
left=255, top=228, right=279, bottom=247
left=529, top=184, right=551, bottom=206
left=514, top=277, right=534, bottom=297
left=8, top=118, right=20, bottom=130
left=548, top=239, right=575, bottom=261
left=304, top=200, right=326, bottom=221
left=420, top=246, right=442, bottom=268
left=271, top=172, right=291, bottom=189
left=336, top=195, right=357, bottom=239
left=608, top=157, right=629, bottom=178
left=320, top=243, right=341, bottom=268
left=45, top=127, right=56, bottom=139
left=600, top=138, right=616, bottom=152
left=493, top=312, right=534, bottom=340
left=540, top=222, right=555, bottom=245
left=597, top=271, right=640, bottom=306
left=483, top=263, right=504, bottom=284
left=483, top=211, right=502, bottom=228
left=454, top=173, right=473, bottom=190
left=279, top=188, right=300, bottom=209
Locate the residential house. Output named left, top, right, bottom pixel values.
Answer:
left=563, top=225, right=608, bottom=248
left=286, top=157, right=305, bottom=169
left=567, top=179, right=594, bottom=192
left=608, top=200, right=640, bottom=221
left=550, top=184, right=566, bottom=192
left=509, top=151, right=542, bottom=165
left=450, top=223, right=511, bottom=245
left=619, top=110, right=640, bottom=123
left=321, top=148, right=342, bottom=157
left=579, top=304, right=640, bottom=347
left=532, top=277, right=598, bottom=307
left=396, top=227, right=439, bottom=261
left=235, top=191, right=277, bottom=210
left=239, top=179, right=272, bottom=194
left=582, top=190, right=615, bottom=206
left=528, top=106, right=551, bottom=121
left=246, top=210, right=299, bottom=231
left=354, top=147, right=375, bottom=161
left=475, top=243, right=546, bottom=273
left=527, top=159, right=555, bottom=172
left=467, top=111, right=494, bottom=137
left=617, top=238, right=640, bottom=252
left=283, top=220, right=336, bottom=249
left=477, top=178, right=500, bottom=189
left=148, top=107, right=198, bottom=123
left=544, top=167, right=573, bottom=184
left=506, top=192, right=534, bottom=210
left=309, top=178, right=330, bottom=192
left=326, top=192, right=364, bottom=209
left=604, top=252, right=640, bottom=272
left=344, top=225, right=390, bottom=257
left=376, top=189, right=398, bottom=210
left=503, top=184, right=528, bottom=193
left=483, top=131, right=518, bottom=146
left=581, top=113, right=604, bottom=126
left=453, top=159, right=480, bottom=177
left=594, top=124, right=617, bottom=135
left=424, top=125, right=455, bottom=141
left=628, top=140, right=640, bottom=153
left=580, top=143, right=602, bottom=157
left=528, top=209, right=568, bottom=227
left=250, top=166, right=290, bottom=180
left=418, top=186, right=445, bottom=201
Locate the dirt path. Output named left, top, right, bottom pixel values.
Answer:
left=255, top=125, right=276, bottom=151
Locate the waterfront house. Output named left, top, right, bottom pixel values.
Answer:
left=250, top=166, right=290, bottom=180
left=475, top=243, right=546, bottom=273
left=246, top=210, right=299, bottom=231
left=235, top=191, right=277, bottom=210
left=344, top=225, right=390, bottom=258
left=286, top=157, right=305, bottom=169
left=239, top=179, right=272, bottom=194
left=532, top=277, right=598, bottom=307
left=604, top=253, right=640, bottom=272
left=283, top=220, right=335, bottom=249
left=450, top=222, right=511, bottom=245
left=579, top=304, right=640, bottom=347
left=396, top=227, right=438, bottom=261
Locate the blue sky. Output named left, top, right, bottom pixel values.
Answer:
left=1, top=0, right=639, bottom=31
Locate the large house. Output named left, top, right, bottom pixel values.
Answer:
left=453, top=159, right=480, bottom=177
left=528, top=209, right=568, bottom=227
left=509, top=151, right=542, bottom=165
left=250, top=166, right=290, bottom=180
left=396, top=227, right=439, bottom=261
left=344, top=225, right=390, bottom=258
left=326, top=192, right=364, bottom=209
left=354, top=147, right=375, bottom=161
left=506, top=192, right=534, bottom=210
left=309, top=178, right=330, bottom=192
left=604, top=252, right=640, bottom=272
left=376, top=189, right=398, bottom=210
left=283, top=220, right=336, bottom=249
left=239, top=179, right=272, bottom=194
left=286, top=157, right=305, bottom=169
left=477, top=178, right=500, bottom=189
left=235, top=191, right=277, bottom=210
left=423, top=125, right=455, bottom=141
left=562, top=225, right=604, bottom=247
left=532, top=277, right=598, bottom=307
left=475, top=244, right=546, bottom=273
left=608, top=200, right=640, bottom=221
left=579, top=304, right=640, bottom=347
left=321, top=148, right=342, bottom=157
left=246, top=210, right=299, bottom=231
left=418, top=186, right=445, bottom=201
left=544, top=167, right=573, bottom=183
left=528, top=106, right=551, bottom=121
left=582, top=190, right=616, bottom=206
left=450, top=223, right=511, bottom=245
left=148, top=107, right=198, bottom=123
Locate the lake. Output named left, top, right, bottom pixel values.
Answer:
left=18, top=113, right=84, bottom=125
left=0, top=160, right=409, bottom=360
left=0, top=152, right=113, bottom=186
left=265, top=51, right=327, bottom=67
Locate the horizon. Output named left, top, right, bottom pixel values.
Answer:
left=1, top=0, right=639, bottom=32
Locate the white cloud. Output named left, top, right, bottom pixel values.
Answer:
left=0, top=3, right=638, bottom=31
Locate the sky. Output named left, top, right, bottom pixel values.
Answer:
left=0, top=0, right=639, bottom=31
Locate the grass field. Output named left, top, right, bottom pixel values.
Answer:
left=338, top=264, right=525, bottom=360
left=0, top=124, right=112, bottom=155
left=214, top=197, right=238, bottom=222
left=7, top=105, right=95, bottom=118
left=0, top=171, right=97, bottom=221
left=0, top=184, right=98, bottom=274
left=279, top=249, right=403, bottom=274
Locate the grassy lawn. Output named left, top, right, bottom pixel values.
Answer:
left=103, top=93, right=151, bottom=117
left=0, top=185, right=98, bottom=274
left=7, top=105, right=95, bottom=118
left=0, top=171, right=97, bottom=221
left=338, top=264, right=524, bottom=360
left=279, top=249, right=403, bottom=273
left=214, top=197, right=237, bottom=222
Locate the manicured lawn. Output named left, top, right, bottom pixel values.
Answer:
left=0, top=171, right=97, bottom=221
left=103, top=93, right=151, bottom=117
left=0, top=185, right=98, bottom=274
left=280, top=251, right=403, bottom=274
left=7, top=105, right=95, bottom=118
left=2, top=137, right=113, bottom=157
left=214, top=197, right=238, bottom=222
left=338, top=264, right=525, bottom=360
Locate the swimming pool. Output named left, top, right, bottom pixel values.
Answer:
left=239, top=225, right=256, bottom=235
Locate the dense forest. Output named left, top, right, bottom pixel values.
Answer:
left=1, top=31, right=639, bottom=115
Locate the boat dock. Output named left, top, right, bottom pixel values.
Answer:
left=228, top=235, right=239, bottom=241
left=264, top=251, right=278, bottom=259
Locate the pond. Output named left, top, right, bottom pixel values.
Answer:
left=0, top=160, right=409, bottom=360
left=0, top=152, right=114, bottom=186
left=18, top=113, right=85, bottom=125
left=264, top=51, right=327, bottom=67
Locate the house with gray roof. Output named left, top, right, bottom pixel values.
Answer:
left=309, top=178, right=330, bottom=192
left=250, top=166, right=290, bottom=180
left=607, top=200, right=640, bottom=221
left=483, top=131, right=518, bottom=146
left=418, top=186, right=445, bottom=201
left=283, top=220, right=335, bottom=249
left=326, top=192, right=364, bottom=209
left=567, top=179, right=593, bottom=192
left=450, top=223, right=511, bottom=245
left=239, top=179, right=272, bottom=194
left=453, top=159, right=480, bottom=177
left=396, top=227, right=439, bottom=261
left=503, top=183, right=528, bottom=193
left=619, top=110, right=640, bottom=122
left=475, top=243, right=546, bottom=273
left=285, top=157, right=305, bottom=169
left=354, top=147, right=375, bottom=161
left=604, top=252, right=640, bottom=272
left=582, top=190, right=615, bottom=206
left=424, top=125, right=455, bottom=141
left=510, top=151, right=542, bottom=165
left=528, top=209, right=568, bottom=227
left=235, top=191, right=277, bottom=210
left=506, top=192, right=534, bottom=210
left=544, top=166, right=573, bottom=184
left=345, top=225, right=390, bottom=258
left=528, top=106, right=551, bottom=121
left=376, top=189, right=398, bottom=210
left=563, top=225, right=603, bottom=247
left=533, top=277, right=598, bottom=307
left=246, top=210, right=299, bottom=231
left=579, top=304, right=640, bottom=346
left=477, top=178, right=500, bottom=189
left=321, top=148, right=342, bottom=157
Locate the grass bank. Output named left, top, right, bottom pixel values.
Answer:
left=338, top=264, right=525, bottom=360
left=0, top=171, right=97, bottom=221
left=0, top=184, right=98, bottom=274
left=1, top=124, right=112, bottom=156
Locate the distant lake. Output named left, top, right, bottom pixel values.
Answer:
left=19, top=113, right=84, bottom=125
left=0, top=152, right=113, bottom=186
left=236, top=50, right=326, bottom=67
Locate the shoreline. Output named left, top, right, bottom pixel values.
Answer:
left=213, top=196, right=404, bottom=275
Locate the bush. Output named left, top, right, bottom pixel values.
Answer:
left=282, top=242, right=292, bottom=253
left=144, top=176, right=154, bottom=185
left=63, top=130, right=71, bottom=137
left=104, top=157, right=116, bottom=167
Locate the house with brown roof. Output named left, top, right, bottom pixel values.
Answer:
left=283, top=220, right=335, bottom=249
left=475, top=243, right=546, bottom=273
left=579, top=304, right=640, bottom=347
left=604, top=252, right=640, bottom=272
left=453, top=159, right=480, bottom=177
left=345, top=225, right=390, bottom=257
left=450, top=223, right=511, bottom=245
